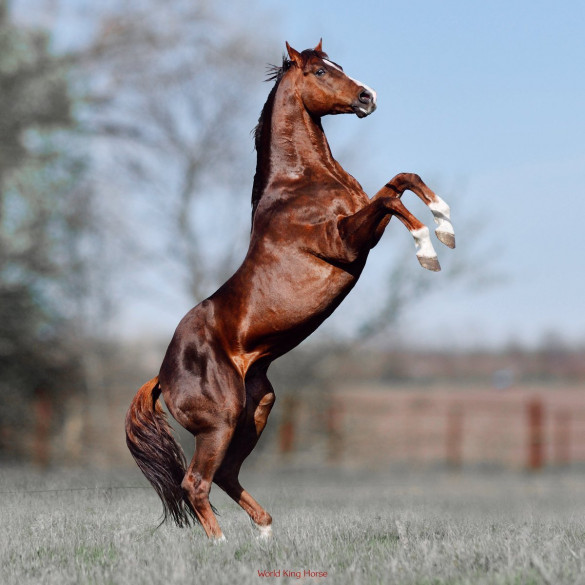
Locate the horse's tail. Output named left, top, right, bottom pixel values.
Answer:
left=125, top=376, right=196, bottom=527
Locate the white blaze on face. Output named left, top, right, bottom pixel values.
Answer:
left=322, top=58, right=342, bottom=71
left=322, top=59, right=377, bottom=107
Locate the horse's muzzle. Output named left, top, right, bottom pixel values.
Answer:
left=353, top=88, right=377, bottom=118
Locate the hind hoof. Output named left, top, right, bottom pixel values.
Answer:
left=418, top=255, right=441, bottom=272
left=436, top=230, right=455, bottom=249
left=256, top=525, right=273, bottom=540
left=211, top=534, right=227, bottom=544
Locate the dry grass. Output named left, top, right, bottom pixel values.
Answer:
left=1, top=465, right=585, bottom=584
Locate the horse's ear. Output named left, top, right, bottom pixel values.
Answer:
left=314, top=38, right=323, bottom=53
left=286, top=41, right=303, bottom=67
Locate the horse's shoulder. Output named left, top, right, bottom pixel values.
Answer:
left=253, top=176, right=371, bottom=230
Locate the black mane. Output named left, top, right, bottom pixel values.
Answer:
left=252, top=56, right=291, bottom=149
left=251, top=55, right=292, bottom=221
left=251, top=50, right=328, bottom=222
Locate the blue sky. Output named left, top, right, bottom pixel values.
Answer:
left=16, top=0, right=585, bottom=349
left=250, top=0, right=585, bottom=348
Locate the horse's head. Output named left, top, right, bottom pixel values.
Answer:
left=285, top=40, right=377, bottom=119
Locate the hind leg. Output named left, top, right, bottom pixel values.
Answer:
left=159, top=306, right=250, bottom=539
left=182, top=423, right=238, bottom=540
left=214, top=369, right=275, bottom=538
left=162, top=349, right=245, bottom=540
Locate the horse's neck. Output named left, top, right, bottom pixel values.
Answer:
left=270, top=79, right=337, bottom=175
left=256, top=77, right=350, bottom=193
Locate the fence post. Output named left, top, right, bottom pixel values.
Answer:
left=553, top=409, right=571, bottom=467
left=327, top=398, right=343, bottom=463
left=446, top=403, right=463, bottom=469
left=527, top=397, right=545, bottom=470
left=278, top=395, right=298, bottom=455
left=33, top=385, right=52, bottom=469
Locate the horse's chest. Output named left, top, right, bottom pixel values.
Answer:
left=294, top=186, right=368, bottom=223
left=325, top=183, right=368, bottom=211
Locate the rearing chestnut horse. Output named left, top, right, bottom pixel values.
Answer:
left=126, top=41, right=455, bottom=541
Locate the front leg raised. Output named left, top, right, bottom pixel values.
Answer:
left=338, top=196, right=441, bottom=271
left=376, top=173, right=456, bottom=249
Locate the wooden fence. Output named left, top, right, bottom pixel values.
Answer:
left=277, top=385, right=585, bottom=470
left=20, top=382, right=585, bottom=470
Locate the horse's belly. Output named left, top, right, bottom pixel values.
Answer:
left=239, top=260, right=358, bottom=352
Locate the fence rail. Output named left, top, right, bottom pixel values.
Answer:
left=277, top=385, right=585, bottom=469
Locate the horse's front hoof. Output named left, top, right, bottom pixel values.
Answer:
left=435, top=230, right=456, bottom=249
left=418, top=255, right=441, bottom=272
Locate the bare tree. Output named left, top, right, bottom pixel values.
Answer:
left=64, top=0, right=498, bottom=384
left=59, top=0, right=273, bottom=306
left=0, top=0, right=92, bottom=461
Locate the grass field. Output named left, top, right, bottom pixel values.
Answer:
left=1, top=465, right=585, bottom=585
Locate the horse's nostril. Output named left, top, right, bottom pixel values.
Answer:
left=359, top=90, right=372, bottom=104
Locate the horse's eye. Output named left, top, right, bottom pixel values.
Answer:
left=315, top=68, right=326, bottom=77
